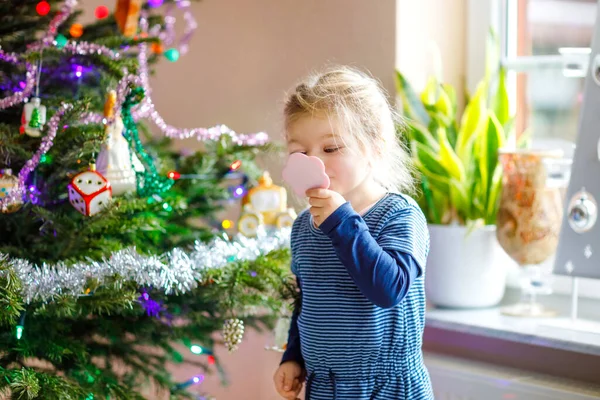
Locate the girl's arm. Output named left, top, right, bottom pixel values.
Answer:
left=280, top=277, right=305, bottom=368
left=319, top=202, right=426, bottom=309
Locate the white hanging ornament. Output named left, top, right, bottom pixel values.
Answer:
left=0, top=169, right=22, bottom=213
left=96, top=90, right=143, bottom=196
left=20, top=97, right=47, bottom=137
left=68, top=164, right=112, bottom=217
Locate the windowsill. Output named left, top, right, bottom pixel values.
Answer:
left=426, top=288, right=600, bottom=357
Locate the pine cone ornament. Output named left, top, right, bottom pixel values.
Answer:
left=222, top=318, right=244, bottom=352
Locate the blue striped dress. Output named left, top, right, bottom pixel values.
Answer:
left=290, top=193, right=434, bottom=400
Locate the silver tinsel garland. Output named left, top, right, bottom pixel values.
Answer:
left=0, top=228, right=290, bottom=303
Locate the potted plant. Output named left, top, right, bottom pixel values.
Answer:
left=396, top=48, right=514, bottom=308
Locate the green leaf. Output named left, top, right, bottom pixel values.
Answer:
left=442, top=83, right=457, bottom=117
left=478, top=112, right=505, bottom=208
left=456, top=81, right=488, bottom=161
left=468, top=163, right=486, bottom=218
left=421, top=76, right=440, bottom=105
left=446, top=119, right=459, bottom=149
left=420, top=167, right=450, bottom=193
left=171, top=351, right=184, bottom=364
left=422, top=77, right=454, bottom=122
left=486, top=164, right=504, bottom=224
left=491, top=66, right=510, bottom=128
left=438, top=127, right=465, bottom=181
left=419, top=175, right=440, bottom=224
left=427, top=109, right=453, bottom=130
left=395, top=70, right=431, bottom=125
left=412, top=142, right=448, bottom=177
left=406, top=122, right=439, bottom=152
left=450, top=179, right=470, bottom=221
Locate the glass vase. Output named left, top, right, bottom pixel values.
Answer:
left=496, top=148, right=570, bottom=317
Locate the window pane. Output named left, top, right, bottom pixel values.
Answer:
left=508, top=0, right=594, bottom=141
left=520, top=69, right=584, bottom=141
left=521, top=0, right=596, bottom=56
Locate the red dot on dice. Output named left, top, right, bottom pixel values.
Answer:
left=95, top=5, right=109, bottom=19
left=208, top=355, right=215, bottom=365
left=36, top=1, right=51, bottom=16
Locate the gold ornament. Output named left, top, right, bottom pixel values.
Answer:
left=114, top=0, right=142, bottom=37
left=222, top=318, right=244, bottom=353
left=237, top=172, right=296, bottom=237
left=0, top=169, right=22, bottom=213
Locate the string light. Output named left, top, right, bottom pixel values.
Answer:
left=232, top=185, right=246, bottom=198
left=230, top=160, right=242, bottom=171
left=36, top=1, right=50, bottom=16
left=16, top=325, right=24, bottom=340
left=54, top=34, right=67, bottom=49
left=167, top=171, right=181, bottom=180
left=190, top=345, right=204, bottom=355
left=151, top=42, right=164, bottom=54
left=94, top=5, right=109, bottom=19
left=221, top=220, right=232, bottom=229
left=164, top=48, right=180, bottom=62
left=173, top=375, right=204, bottom=391
left=69, top=23, right=84, bottom=38
left=16, top=311, right=25, bottom=340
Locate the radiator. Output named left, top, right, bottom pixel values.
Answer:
left=424, top=353, right=600, bottom=400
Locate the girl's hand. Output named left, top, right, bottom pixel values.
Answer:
left=273, top=361, right=305, bottom=399
left=306, top=188, right=346, bottom=227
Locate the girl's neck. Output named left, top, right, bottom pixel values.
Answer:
left=344, top=177, right=387, bottom=214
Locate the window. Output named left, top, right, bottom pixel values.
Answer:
left=499, top=0, right=596, bottom=142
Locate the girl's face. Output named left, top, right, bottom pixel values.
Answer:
left=286, top=115, right=372, bottom=198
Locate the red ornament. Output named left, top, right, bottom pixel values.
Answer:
left=207, top=355, right=215, bottom=365
left=68, top=165, right=112, bottom=216
left=36, top=1, right=51, bottom=16
left=95, top=5, right=109, bottom=19
left=167, top=171, right=181, bottom=180
left=19, top=112, right=26, bottom=135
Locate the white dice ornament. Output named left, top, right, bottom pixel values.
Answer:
left=68, top=165, right=112, bottom=216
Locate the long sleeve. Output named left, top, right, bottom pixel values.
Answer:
left=319, top=201, right=426, bottom=309
left=280, top=277, right=305, bottom=369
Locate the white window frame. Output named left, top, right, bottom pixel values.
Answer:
left=467, top=0, right=591, bottom=90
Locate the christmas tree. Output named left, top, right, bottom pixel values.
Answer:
left=0, top=1, right=294, bottom=398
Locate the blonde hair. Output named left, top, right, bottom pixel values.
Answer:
left=284, top=66, right=414, bottom=194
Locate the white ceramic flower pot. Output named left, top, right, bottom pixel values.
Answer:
left=426, top=224, right=508, bottom=308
